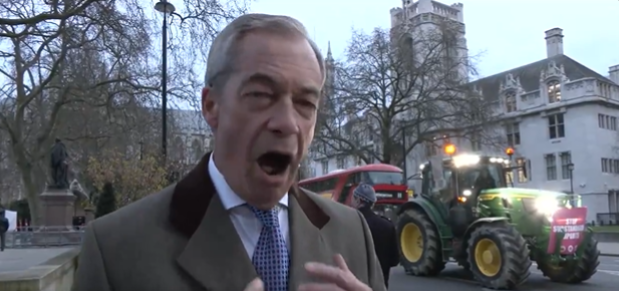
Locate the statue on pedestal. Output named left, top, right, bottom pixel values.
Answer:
left=50, top=138, right=70, bottom=190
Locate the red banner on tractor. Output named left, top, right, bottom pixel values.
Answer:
left=547, top=207, right=588, bottom=254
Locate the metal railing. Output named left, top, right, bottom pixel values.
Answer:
left=5, top=226, right=85, bottom=248
left=596, top=212, right=619, bottom=226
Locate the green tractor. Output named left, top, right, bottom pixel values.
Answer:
left=396, top=146, right=600, bottom=290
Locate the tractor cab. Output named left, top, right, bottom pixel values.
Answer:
left=419, top=145, right=521, bottom=235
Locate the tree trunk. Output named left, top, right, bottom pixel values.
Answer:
left=12, top=143, right=46, bottom=226
left=19, top=165, right=42, bottom=226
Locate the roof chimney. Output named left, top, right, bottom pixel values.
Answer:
left=544, top=28, right=564, bottom=58
left=609, top=65, right=619, bottom=85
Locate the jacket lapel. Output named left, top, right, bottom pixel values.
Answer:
left=288, top=186, right=333, bottom=290
left=176, top=194, right=257, bottom=290
left=169, top=153, right=256, bottom=290
left=168, top=153, right=334, bottom=290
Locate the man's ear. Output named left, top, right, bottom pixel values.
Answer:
left=202, top=87, right=219, bottom=130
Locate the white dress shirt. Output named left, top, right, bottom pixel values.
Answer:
left=208, top=153, right=290, bottom=259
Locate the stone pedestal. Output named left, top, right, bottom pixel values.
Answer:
left=40, top=188, right=76, bottom=230
left=84, top=208, right=95, bottom=223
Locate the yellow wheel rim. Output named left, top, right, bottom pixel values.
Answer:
left=474, top=238, right=502, bottom=277
left=545, top=262, right=565, bottom=271
left=401, top=223, right=424, bottom=262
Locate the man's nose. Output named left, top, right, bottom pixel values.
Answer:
left=266, top=100, right=299, bottom=136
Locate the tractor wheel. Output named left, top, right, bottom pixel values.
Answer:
left=397, top=209, right=445, bottom=276
left=537, top=235, right=600, bottom=283
left=467, top=222, right=531, bottom=289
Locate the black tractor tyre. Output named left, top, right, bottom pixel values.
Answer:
left=537, top=235, right=600, bottom=283
left=397, top=209, right=445, bottom=276
left=467, top=222, right=531, bottom=290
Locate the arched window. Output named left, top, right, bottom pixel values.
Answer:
left=207, top=138, right=215, bottom=152
left=171, top=136, right=184, bottom=162
left=399, top=36, right=414, bottom=67
left=547, top=80, right=561, bottom=103
left=505, top=91, right=517, bottom=112
left=191, top=139, right=202, bottom=162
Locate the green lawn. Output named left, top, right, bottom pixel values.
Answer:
left=591, top=225, right=619, bottom=233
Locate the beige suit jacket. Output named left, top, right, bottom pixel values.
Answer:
left=73, top=154, right=385, bottom=290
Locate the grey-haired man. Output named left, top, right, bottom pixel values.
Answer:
left=352, top=184, right=400, bottom=289
left=74, top=13, right=385, bottom=291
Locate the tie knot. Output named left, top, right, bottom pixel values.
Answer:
left=248, top=205, right=280, bottom=228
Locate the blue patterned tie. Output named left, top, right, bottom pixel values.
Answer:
left=248, top=205, right=290, bottom=291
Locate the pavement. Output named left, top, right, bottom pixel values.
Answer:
left=389, top=256, right=619, bottom=291
left=598, top=242, right=619, bottom=256
left=0, top=247, right=74, bottom=273
left=1, top=247, right=617, bottom=291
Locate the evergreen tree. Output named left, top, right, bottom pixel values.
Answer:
left=96, top=182, right=116, bottom=218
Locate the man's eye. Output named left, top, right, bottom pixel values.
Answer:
left=246, top=91, right=272, bottom=98
left=298, top=100, right=317, bottom=109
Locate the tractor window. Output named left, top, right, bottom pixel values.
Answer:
left=442, top=169, right=454, bottom=191
left=432, top=169, right=456, bottom=204
left=459, top=165, right=501, bottom=190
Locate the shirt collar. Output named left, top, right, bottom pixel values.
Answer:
left=208, top=153, right=288, bottom=211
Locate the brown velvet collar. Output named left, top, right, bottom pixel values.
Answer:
left=168, top=153, right=329, bottom=237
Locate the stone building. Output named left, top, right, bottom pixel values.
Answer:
left=167, top=109, right=214, bottom=173
left=462, top=27, right=618, bottom=224
left=308, top=0, right=471, bottom=182
left=306, top=1, right=618, bottom=224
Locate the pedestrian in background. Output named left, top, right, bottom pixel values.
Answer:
left=0, top=206, right=8, bottom=252
left=352, top=183, right=400, bottom=289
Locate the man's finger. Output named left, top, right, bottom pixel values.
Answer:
left=305, top=263, right=353, bottom=289
left=244, top=278, right=264, bottom=291
left=298, top=283, right=343, bottom=291
left=304, top=261, right=371, bottom=291
left=305, top=262, right=344, bottom=279
left=333, top=254, right=350, bottom=272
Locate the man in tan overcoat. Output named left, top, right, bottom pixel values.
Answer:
left=74, top=13, right=385, bottom=291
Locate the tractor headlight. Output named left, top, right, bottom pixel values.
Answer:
left=462, top=189, right=472, bottom=196
left=452, top=154, right=480, bottom=168
left=534, top=197, right=559, bottom=216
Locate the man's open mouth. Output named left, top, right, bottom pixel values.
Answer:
left=257, top=151, right=292, bottom=176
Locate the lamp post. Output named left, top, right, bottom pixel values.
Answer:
left=568, top=162, right=575, bottom=193
left=401, top=127, right=407, bottom=185
left=568, top=162, right=575, bottom=206
left=139, top=141, right=144, bottom=160
left=154, top=0, right=176, bottom=159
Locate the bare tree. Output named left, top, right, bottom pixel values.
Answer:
left=0, top=0, right=249, bottom=225
left=298, top=156, right=316, bottom=181
left=315, top=23, right=494, bottom=167
left=0, top=135, right=21, bottom=205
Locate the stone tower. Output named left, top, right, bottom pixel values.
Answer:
left=389, top=0, right=469, bottom=82
left=320, top=42, right=336, bottom=117
left=324, top=41, right=335, bottom=99
left=389, top=0, right=469, bottom=189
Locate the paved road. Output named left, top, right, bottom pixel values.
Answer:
left=389, top=256, right=619, bottom=291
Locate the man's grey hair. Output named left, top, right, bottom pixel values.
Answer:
left=205, top=13, right=326, bottom=90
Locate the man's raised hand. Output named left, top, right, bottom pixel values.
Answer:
left=299, top=254, right=372, bottom=291
left=244, top=278, right=264, bottom=291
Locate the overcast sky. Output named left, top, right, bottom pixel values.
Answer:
left=250, top=0, right=619, bottom=78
